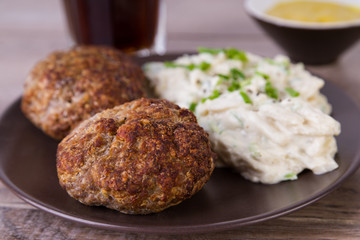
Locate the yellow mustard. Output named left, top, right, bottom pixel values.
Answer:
left=266, top=0, right=360, bottom=23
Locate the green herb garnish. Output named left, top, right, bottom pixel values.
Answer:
left=209, top=89, right=221, bottom=100
left=240, top=91, right=252, bottom=104
left=198, top=47, right=223, bottom=55
left=265, top=81, right=278, bottom=99
left=216, top=79, right=223, bottom=86
left=202, top=89, right=222, bottom=103
left=265, top=58, right=290, bottom=71
left=230, top=68, right=245, bottom=79
left=225, top=48, right=248, bottom=62
left=164, top=61, right=211, bottom=72
left=164, top=61, right=179, bottom=68
left=228, top=81, right=241, bottom=92
left=255, top=71, right=270, bottom=80
left=198, top=47, right=248, bottom=62
left=285, top=87, right=300, bottom=97
left=218, top=74, right=230, bottom=80
left=189, top=102, right=197, bottom=112
left=199, top=61, right=211, bottom=71
left=185, top=63, right=195, bottom=71
left=284, top=173, right=297, bottom=180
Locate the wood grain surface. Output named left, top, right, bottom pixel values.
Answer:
left=1, top=0, right=360, bottom=239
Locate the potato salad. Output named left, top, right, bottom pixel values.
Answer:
left=144, top=48, right=341, bottom=184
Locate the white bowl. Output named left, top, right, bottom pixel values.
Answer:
left=244, top=0, right=360, bottom=64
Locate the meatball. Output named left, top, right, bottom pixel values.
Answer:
left=56, top=98, right=215, bottom=214
left=21, top=45, right=146, bottom=140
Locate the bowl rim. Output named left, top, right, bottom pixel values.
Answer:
left=244, top=0, right=360, bottom=30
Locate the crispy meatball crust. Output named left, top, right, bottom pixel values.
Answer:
left=21, top=45, right=146, bottom=140
left=56, top=98, right=215, bottom=214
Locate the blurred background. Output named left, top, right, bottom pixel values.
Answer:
left=0, top=0, right=285, bottom=115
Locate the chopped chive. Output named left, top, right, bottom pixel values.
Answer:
left=228, top=86, right=235, bottom=92
left=284, top=173, right=297, bottom=180
left=198, top=47, right=248, bottom=62
left=198, top=47, right=223, bottom=55
left=209, top=89, right=221, bottom=100
left=240, top=91, right=252, bottom=104
left=218, top=73, right=230, bottom=80
left=285, top=87, right=300, bottom=97
left=201, top=89, right=221, bottom=103
left=230, top=68, right=245, bottom=79
left=228, top=81, right=241, bottom=92
left=217, top=73, right=230, bottom=86
left=265, top=58, right=290, bottom=71
left=199, top=61, right=211, bottom=71
left=164, top=61, right=210, bottom=72
left=255, top=71, right=270, bottom=80
left=225, top=48, right=248, bottom=62
left=164, top=61, right=179, bottom=68
left=265, top=81, right=278, bottom=99
left=189, top=102, right=197, bottom=112
left=186, top=63, right=196, bottom=71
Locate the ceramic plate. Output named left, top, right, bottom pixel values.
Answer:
left=0, top=54, right=360, bottom=234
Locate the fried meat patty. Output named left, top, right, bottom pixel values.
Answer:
left=21, top=45, right=146, bottom=140
left=56, top=98, right=215, bottom=214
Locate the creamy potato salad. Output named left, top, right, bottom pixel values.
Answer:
left=145, top=47, right=341, bottom=184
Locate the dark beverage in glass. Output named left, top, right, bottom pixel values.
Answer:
left=63, top=0, right=165, bottom=55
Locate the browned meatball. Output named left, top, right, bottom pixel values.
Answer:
left=56, top=98, right=215, bottom=214
left=21, top=45, right=146, bottom=140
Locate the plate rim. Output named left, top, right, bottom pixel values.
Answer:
left=1, top=146, right=359, bottom=234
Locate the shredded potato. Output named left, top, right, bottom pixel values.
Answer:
left=145, top=49, right=341, bottom=184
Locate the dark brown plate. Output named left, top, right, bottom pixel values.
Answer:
left=1, top=54, right=360, bottom=234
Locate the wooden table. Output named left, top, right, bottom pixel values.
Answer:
left=1, top=0, right=360, bottom=239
